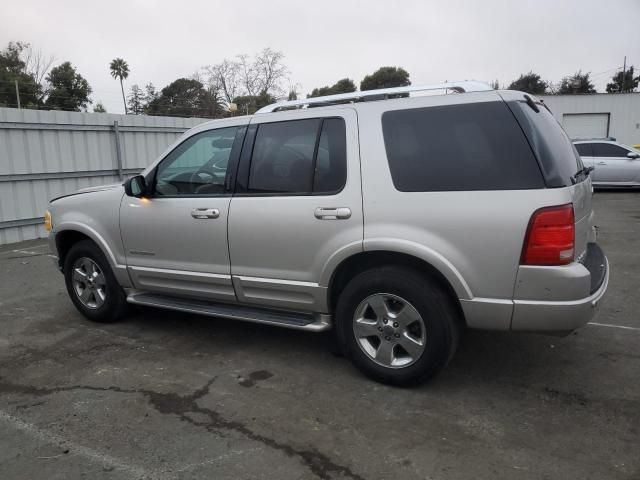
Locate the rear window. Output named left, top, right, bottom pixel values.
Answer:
left=507, top=99, right=582, bottom=187
left=382, top=102, right=544, bottom=192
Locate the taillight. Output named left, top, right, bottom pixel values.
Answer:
left=521, top=204, right=575, bottom=266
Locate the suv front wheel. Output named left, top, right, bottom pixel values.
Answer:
left=336, top=267, right=461, bottom=386
left=63, top=240, right=128, bottom=323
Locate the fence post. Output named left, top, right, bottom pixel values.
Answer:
left=113, top=120, right=124, bottom=180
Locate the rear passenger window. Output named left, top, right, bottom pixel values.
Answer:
left=247, top=118, right=346, bottom=194
left=574, top=143, right=594, bottom=156
left=382, top=102, right=544, bottom=192
left=592, top=143, right=629, bottom=157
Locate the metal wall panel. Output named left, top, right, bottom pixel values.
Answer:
left=0, top=107, right=210, bottom=245
left=540, top=93, right=640, bottom=146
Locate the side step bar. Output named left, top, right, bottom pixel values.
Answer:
left=127, top=293, right=332, bottom=332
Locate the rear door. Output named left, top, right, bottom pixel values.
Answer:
left=227, top=108, right=362, bottom=313
left=592, top=142, right=640, bottom=184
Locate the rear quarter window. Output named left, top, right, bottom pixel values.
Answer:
left=507, top=99, right=582, bottom=187
left=381, top=101, right=545, bottom=192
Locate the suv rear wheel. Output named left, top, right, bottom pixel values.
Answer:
left=63, top=240, right=128, bottom=323
left=336, top=267, right=461, bottom=386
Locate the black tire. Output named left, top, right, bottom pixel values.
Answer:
left=335, top=266, right=461, bottom=386
left=63, top=240, right=129, bottom=323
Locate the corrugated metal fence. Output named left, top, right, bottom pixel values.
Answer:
left=0, top=107, right=210, bottom=245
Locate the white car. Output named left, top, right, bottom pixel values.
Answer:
left=573, top=139, right=640, bottom=186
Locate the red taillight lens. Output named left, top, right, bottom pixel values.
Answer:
left=521, top=204, right=575, bottom=266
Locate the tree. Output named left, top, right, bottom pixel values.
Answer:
left=558, top=71, right=596, bottom=94
left=44, top=62, right=92, bottom=111
left=110, top=58, right=129, bottom=113
left=232, top=91, right=276, bottom=115
left=203, top=48, right=288, bottom=106
left=143, top=83, right=158, bottom=112
left=360, top=67, right=410, bottom=91
left=606, top=66, right=639, bottom=93
left=127, top=84, right=144, bottom=114
left=146, top=78, right=224, bottom=117
left=203, top=59, right=241, bottom=104
left=490, top=79, right=500, bottom=90
left=508, top=72, right=547, bottom=94
left=22, top=43, right=55, bottom=85
left=240, top=48, right=288, bottom=97
left=308, top=78, right=357, bottom=97
left=93, top=102, right=106, bottom=113
left=0, top=41, right=43, bottom=108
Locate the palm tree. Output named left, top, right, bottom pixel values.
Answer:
left=109, top=58, right=129, bottom=114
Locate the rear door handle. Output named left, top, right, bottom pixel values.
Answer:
left=597, top=162, right=607, bottom=165
left=191, top=208, right=220, bottom=219
left=314, top=207, right=351, bottom=220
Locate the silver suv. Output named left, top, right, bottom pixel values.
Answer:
left=46, top=82, right=609, bottom=386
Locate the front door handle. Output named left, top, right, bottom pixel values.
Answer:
left=314, top=207, right=351, bottom=220
left=597, top=162, right=607, bottom=165
left=191, top=208, right=220, bottom=219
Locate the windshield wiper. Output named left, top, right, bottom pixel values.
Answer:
left=570, top=165, right=594, bottom=184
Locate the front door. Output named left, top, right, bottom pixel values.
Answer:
left=227, top=108, right=362, bottom=313
left=120, top=124, right=246, bottom=301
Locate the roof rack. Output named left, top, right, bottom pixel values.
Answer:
left=572, top=136, right=617, bottom=142
left=255, top=80, right=493, bottom=114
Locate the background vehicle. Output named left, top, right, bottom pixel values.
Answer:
left=574, top=138, right=640, bottom=186
left=46, top=82, right=609, bottom=386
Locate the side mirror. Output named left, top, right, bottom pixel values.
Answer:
left=124, top=175, right=147, bottom=198
left=627, top=151, right=640, bottom=159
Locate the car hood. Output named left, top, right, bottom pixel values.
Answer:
left=50, top=182, right=122, bottom=203
left=76, top=183, right=122, bottom=194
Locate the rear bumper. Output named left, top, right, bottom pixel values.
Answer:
left=511, top=243, right=609, bottom=333
left=461, top=243, right=609, bottom=333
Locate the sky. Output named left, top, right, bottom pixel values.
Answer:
left=3, top=0, right=639, bottom=114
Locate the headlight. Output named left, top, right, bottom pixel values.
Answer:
left=44, top=210, right=53, bottom=232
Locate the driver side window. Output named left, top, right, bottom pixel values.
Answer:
left=154, top=127, right=240, bottom=196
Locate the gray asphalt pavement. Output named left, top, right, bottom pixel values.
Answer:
left=1, top=190, right=639, bottom=480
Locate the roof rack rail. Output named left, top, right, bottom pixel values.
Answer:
left=572, top=136, right=617, bottom=142
left=255, top=80, right=493, bottom=114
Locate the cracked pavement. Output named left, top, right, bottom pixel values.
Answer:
left=1, top=190, right=639, bottom=479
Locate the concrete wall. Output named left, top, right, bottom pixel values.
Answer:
left=0, top=107, right=211, bottom=245
left=540, top=93, right=640, bottom=146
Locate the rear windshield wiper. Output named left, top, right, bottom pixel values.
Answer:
left=570, top=166, right=594, bottom=184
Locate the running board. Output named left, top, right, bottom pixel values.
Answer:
left=127, top=293, right=332, bottom=332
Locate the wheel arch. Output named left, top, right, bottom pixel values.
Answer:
left=327, top=249, right=469, bottom=324
left=54, top=224, right=117, bottom=269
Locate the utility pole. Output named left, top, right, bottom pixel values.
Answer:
left=621, top=56, right=627, bottom=93
left=14, top=79, right=21, bottom=109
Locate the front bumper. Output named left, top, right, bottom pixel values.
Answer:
left=511, top=243, right=609, bottom=333
left=47, top=232, right=61, bottom=271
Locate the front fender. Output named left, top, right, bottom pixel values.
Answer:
left=49, top=187, right=131, bottom=288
